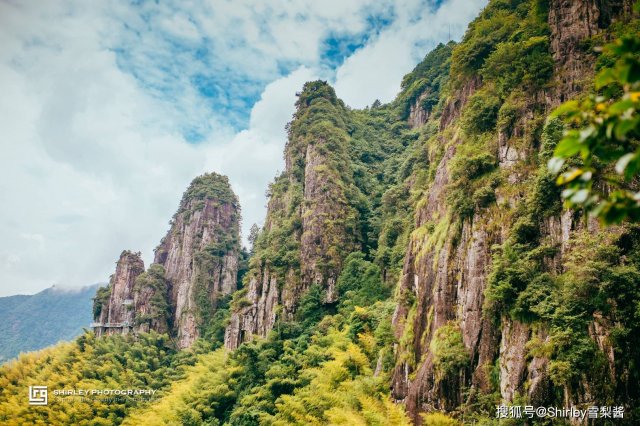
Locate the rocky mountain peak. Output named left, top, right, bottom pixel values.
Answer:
left=154, top=172, right=241, bottom=348
left=225, top=81, right=359, bottom=349
left=93, top=173, right=241, bottom=349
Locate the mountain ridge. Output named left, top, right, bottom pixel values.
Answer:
left=0, top=284, right=99, bottom=363
left=0, top=0, right=638, bottom=424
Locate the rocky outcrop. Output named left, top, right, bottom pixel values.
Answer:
left=224, top=267, right=279, bottom=348
left=300, top=142, right=356, bottom=301
left=155, top=173, right=241, bottom=349
left=94, top=173, right=241, bottom=349
left=93, top=250, right=144, bottom=337
left=408, top=93, right=431, bottom=128
left=548, top=0, right=633, bottom=103
left=132, top=263, right=170, bottom=334
left=225, top=82, right=358, bottom=349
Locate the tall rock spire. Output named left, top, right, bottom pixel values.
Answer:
left=155, top=173, right=241, bottom=348
left=93, top=173, right=241, bottom=349
left=225, top=81, right=360, bottom=349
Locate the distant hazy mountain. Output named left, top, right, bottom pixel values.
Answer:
left=0, top=284, right=99, bottom=363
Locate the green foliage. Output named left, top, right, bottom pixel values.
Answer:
left=336, top=252, right=390, bottom=312
left=296, top=284, right=333, bottom=329
left=230, top=287, right=251, bottom=311
left=123, top=349, right=232, bottom=425
left=450, top=8, right=520, bottom=78
left=430, top=322, right=469, bottom=382
left=511, top=273, right=557, bottom=322
left=121, top=294, right=403, bottom=425
left=267, top=328, right=410, bottom=425
left=201, top=294, right=232, bottom=348
left=450, top=0, right=549, bottom=80
left=420, top=412, right=461, bottom=425
left=446, top=140, right=499, bottom=219
left=549, top=31, right=640, bottom=223
left=347, top=104, right=417, bottom=280
left=0, top=331, right=192, bottom=425
left=248, top=223, right=260, bottom=253
left=481, top=36, right=553, bottom=96
left=398, top=42, right=454, bottom=119
left=7, top=3, right=640, bottom=426
left=496, top=94, right=524, bottom=135
left=180, top=173, right=239, bottom=210
left=540, top=116, right=564, bottom=160
left=462, top=89, right=502, bottom=134
left=295, top=80, right=340, bottom=110
left=0, top=285, right=98, bottom=363
left=524, top=228, right=640, bottom=402
left=133, top=264, right=169, bottom=329
left=93, top=284, right=111, bottom=319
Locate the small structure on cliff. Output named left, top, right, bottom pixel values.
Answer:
left=92, top=250, right=144, bottom=337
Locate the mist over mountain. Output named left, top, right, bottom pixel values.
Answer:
left=0, top=284, right=99, bottom=363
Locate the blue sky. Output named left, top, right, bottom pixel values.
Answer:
left=0, top=0, right=486, bottom=296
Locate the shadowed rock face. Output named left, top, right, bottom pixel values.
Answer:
left=132, top=263, right=170, bottom=335
left=155, top=173, right=240, bottom=349
left=94, top=250, right=144, bottom=337
left=548, top=0, right=633, bottom=103
left=408, top=92, right=431, bottom=129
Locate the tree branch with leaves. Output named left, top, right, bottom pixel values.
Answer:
left=549, top=16, right=640, bottom=224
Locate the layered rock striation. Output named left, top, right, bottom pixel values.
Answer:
left=548, top=0, right=634, bottom=102
left=93, top=250, right=145, bottom=337
left=155, top=173, right=241, bottom=348
left=389, top=1, right=636, bottom=423
left=225, top=82, right=359, bottom=349
left=94, top=173, right=241, bottom=349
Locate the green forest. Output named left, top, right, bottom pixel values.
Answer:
left=1, top=0, right=639, bottom=425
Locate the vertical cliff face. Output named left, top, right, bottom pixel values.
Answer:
left=132, top=264, right=170, bottom=334
left=389, top=0, right=636, bottom=423
left=76, top=0, right=640, bottom=422
left=93, top=250, right=145, bottom=337
left=548, top=0, right=633, bottom=102
left=93, top=173, right=241, bottom=349
left=400, top=42, right=453, bottom=130
left=155, top=173, right=241, bottom=349
left=225, top=82, right=360, bottom=349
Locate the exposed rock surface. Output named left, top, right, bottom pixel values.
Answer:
left=94, top=173, right=241, bottom=349
left=132, top=264, right=170, bottom=334
left=300, top=142, right=356, bottom=301
left=390, top=2, right=633, bottom=423
left=408, top=93, right=431, bottom=128
left=93, top=250, right=144, bottom=337
left=548, top=0, right=633, bottom=103
left=225, top=82, right=358, bottom=349
left=155, top=173, right=240, bottom=348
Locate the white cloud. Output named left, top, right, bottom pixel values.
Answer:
left=203, top=66, right=318, bottom=238
left=0, top=1, right=210, bottom=296
left=333, top=0, right=487, bottom=107
left=0, top=0, right=483, bottom=296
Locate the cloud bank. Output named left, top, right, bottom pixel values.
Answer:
left=0, top=0, right=485, bottom=296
